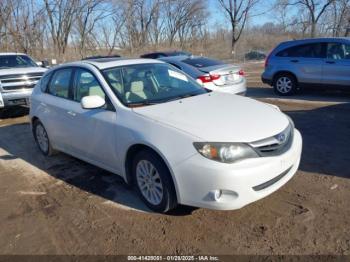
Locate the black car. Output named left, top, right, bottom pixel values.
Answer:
left=83, top=55, right=121, bottom=60
left=244, top=50, right=266, bottom=61
left=140, top=51, right=192, bottom=59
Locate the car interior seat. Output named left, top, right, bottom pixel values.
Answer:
left=125, top=80, right=153, bottom=102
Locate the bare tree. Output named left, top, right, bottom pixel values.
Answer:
left=74, top=0, right=114, bottom=58
left=277, top=0, right=336, bottom=37
left=217, top=0, right=260, bottom=59
left=164, top=0, right=206, bottom=47
left=43, top=0, right=81, bottom=58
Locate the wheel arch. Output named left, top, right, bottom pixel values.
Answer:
left=124, top=143, right=180, bottom=202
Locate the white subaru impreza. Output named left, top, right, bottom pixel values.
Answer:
left=30, top=58, right=302, bottom=213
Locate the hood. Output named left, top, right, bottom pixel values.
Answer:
left=0, top=67, right=47, bottom=76
left=133, top=92, right=290, bottom=142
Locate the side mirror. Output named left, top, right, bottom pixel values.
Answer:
left=81, top=95, right=105, bottom=109
left=41, top=60, right=50, bottom=68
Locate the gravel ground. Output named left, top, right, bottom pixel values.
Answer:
left=0, top=63, right=349, bottom=255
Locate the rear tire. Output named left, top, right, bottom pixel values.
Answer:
left=273, top=73, right=297, bottom=96
left=132, top=150, right=177, bottom=213
left=33, top=120, right=56, bottom=156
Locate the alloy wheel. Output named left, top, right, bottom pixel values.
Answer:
left=36, top=124, right=49, bottom=153
left=276, top=77, right=293, bottom=94
left=136, top=160, right=163, bottom=206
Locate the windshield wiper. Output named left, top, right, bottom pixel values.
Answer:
left=159, top=92, right=201, bottom=103
left=127, top=100, right=159, bottom=107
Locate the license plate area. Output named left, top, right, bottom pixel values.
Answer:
left=224, top=73, right=239, bottom=83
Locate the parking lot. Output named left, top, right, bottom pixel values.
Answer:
left=0, top=62, right=349, bottom=255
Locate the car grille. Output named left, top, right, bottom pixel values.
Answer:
left=250, top=123, right=293, bottom=157
left=0, top=72, right=43, bottom=91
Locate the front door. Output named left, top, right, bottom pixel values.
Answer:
left=323, top=42, right=350, bottom=87
left=66, top=68, right=120, bottom=173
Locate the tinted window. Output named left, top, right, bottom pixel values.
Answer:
left=182, top=57, right=224, bottom=68
left=0, top=55, right=38, bottom=68
left=276, top=43, right=324, bottom=58
left=74, top=69, right=105, bottom=102
left=327, top=43, right=350, bottom=60
left=48, top=69, right=72, bottom=99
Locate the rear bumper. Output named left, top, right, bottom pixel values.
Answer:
left=0, top=89, right=32, bottom=108
left=261, top=76, right=273, bottom=86
left=203, top=78, right=247, bottom=95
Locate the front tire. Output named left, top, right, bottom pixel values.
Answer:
left=132, top=150, right=177, bottom=213
left=33, top=120, right=56, bottom=156
left=273, top=73, right=297, bottom=96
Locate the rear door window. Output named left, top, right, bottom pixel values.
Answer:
left=182, top=57, right=224, bottom=68
left=47, top=68, right=73, bottom=99
left=276, top=43, right=325, bottom=58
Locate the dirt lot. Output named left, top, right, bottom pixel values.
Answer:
left=0, top=63, right=350, bottom=255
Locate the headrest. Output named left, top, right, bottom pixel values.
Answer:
left=130, top=81, right=144, bottom=93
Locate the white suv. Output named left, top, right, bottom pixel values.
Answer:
left=0, top=53, right=47, bottom=109
left=30, top=58, right=302, bottom=213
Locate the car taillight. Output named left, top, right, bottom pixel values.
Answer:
left=198, top=74, right=221, bottom=83
left=265, top=50, right=272, bottom=68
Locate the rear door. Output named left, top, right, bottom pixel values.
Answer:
left=323, top=41, right=350, bottom=86
left=42, top=68, right=75, bottom=152
left=274, top=42, right=326, bottom=85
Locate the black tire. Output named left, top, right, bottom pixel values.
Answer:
left=33, top=120, right=56, bottom=156
left=273, top=73, right=297, bottom=96
left=132, top=150, right=177, bottom=213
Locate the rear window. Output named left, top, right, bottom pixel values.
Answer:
left=182, top=57, right=224, bottom=68
left=276, top=43, right=325, bottom=58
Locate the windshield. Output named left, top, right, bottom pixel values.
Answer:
left=102, top=63, right=207, bottom=106
left=0, top=55, right=38, bottom=69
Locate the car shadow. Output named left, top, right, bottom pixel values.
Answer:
left=247, top=86, right=350, bottom=104
left=0, top=106, right=29, bottom=119
left=285, top=102, right=350, bottom=179
left=0, top=122, right=196, bottom=216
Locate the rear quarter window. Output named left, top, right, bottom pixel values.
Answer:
left=182, top=57, right=224, bottom=68
left=40, top=72, right=53, bottom=92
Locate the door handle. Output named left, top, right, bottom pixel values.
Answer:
left=326, top=61, right=335, bottom=64
left=290, top=59, right=299, bottom=63
left=67, top=111, right=76, bottom=116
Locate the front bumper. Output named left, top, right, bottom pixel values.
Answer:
left=0, top=89, right=32, bottom=108
left=204, top=78, right=247, bottom=95
left=173, top=129, right=302, bottom=210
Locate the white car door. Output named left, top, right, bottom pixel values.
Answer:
left=65, top=68, right=120, bottom=173
left=42, top=68, right=76, bottom=152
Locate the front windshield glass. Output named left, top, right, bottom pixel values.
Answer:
left=102, top=63, right=207, bottom=106
left=0, top=55, right=38, bottom=69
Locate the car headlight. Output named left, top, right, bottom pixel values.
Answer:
left=193, top=142, right=259, bottom=163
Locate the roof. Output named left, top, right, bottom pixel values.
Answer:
left=73, top=58, right=164, bottom=70
left=280, top=37, right=350, bottom=46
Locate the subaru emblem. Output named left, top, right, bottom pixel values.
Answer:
left=277, top=133, right=286, bottom=143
